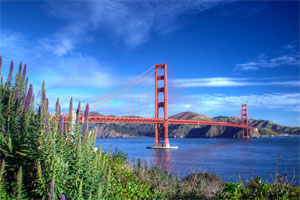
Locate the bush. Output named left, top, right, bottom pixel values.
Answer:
left=216, top=176, right=300, bottom=199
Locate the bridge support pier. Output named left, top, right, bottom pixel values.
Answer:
left=147, top=63, right=177, bottom=149
left=241, top=104, right=249, bottom=138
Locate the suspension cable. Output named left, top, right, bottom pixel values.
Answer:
left=90, top=69, right=156, bottom=110
left=89, top=64, right=155, bottom=105
left=167, top=66, right=210, bottom=117
left=168, top=79, right=199, bottom=115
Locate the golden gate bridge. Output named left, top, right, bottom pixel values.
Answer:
left=72, top=63, right=254, bottom=149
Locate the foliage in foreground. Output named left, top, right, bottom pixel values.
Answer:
left=217, top=175, right=300, bottom=200
left=0, top=57, right=162, bottom=199
left=0, top=57, right=299, bottom=200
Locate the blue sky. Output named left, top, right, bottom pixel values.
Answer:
left=0, top=0, right=299, bottom=126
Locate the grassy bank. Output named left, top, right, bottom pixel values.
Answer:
left=0, top=57, right=299, bottom=199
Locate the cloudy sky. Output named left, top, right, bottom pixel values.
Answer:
left=0, top=0, right=299, bottom=126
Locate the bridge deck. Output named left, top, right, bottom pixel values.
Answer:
left=83, top=116, right=255, bottom=130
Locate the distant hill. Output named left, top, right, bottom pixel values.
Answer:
left=169, top=112, right=211, bottom=121
left=87, top=112, right=300, bottom=138
left=89, top=111, right=104, bottom=116
left=213, top=116, right=300, bottom=137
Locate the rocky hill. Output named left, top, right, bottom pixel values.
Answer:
left=88, top=112, right=299, bottom=138
left=212, top=116, right=300, bottom=137
left=169, top=112, right=211, bottom=121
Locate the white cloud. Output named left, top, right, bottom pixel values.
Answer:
left=39, top=23, right=89, bottom=56
left=3, top=0, right=265, bottom=55
left=0, top=30, right=33, bottom=62
left=219, top=1, right=266, bottom=17
left=236, top=40, right=300, bottom=71
left=0, top=30, right=115, bottom=87
left=173, top=77, right=299, bottom=87
left=36, top=54, right=114, bottom=89
left=0, top=30, right=120, bottom=113
left=42, top=0, right=235, bottom=50
left=0, top=30, right=159, bottom=115
left=189, top=93, right=300, bottom=113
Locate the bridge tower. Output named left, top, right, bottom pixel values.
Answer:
left=241, top=104, right=249, bottom=138
left=154, top=63, right=170, bottom=148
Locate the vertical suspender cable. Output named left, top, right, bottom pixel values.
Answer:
left=167, top=66, right=210, bottom=118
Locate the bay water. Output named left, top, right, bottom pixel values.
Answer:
left=95, top=137, right=300, bottom=184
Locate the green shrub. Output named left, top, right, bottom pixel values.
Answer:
left=216, top=176, right=300, bottom=200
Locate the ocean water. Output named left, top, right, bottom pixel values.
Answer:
left=95, top=137, right=300, bottom=184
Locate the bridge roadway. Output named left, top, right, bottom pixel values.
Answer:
left=80, top=116, right=255, bottom=130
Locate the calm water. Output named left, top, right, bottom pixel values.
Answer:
left=95, top=137, right=300, bottom=184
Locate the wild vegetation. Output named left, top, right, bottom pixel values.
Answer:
left=0, top=58, right=165, bottom=199
left=0, top=57, right=299, bottom=199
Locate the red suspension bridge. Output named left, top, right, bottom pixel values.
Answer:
left=74, top=63, right=255, bottom=149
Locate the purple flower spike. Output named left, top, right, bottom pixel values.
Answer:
left=24, top=84, right=33, bottom=112
left=77, top=102, right=81, bottom=112
left=3, top=123, right=8, bottom=134
left=18, top=62, right=22, bottom=74
left=15, top=89, right=19, bottom=102
left=56, top=98, right=60, bottom=108
left=22, top=95, right=26, bottom=107
left=76, top=102, right=81, bottom=117
left=31, top=94, right=35, bottom=106
left=46, top=98, right=49, bottom=111
left=42, top=90, right=46, bottom=101
left=29, top=84, right=33, bottom=92
left=58, top=115, right=64, bottom=135
left=45, top=117, right=50, bottom=134
left=60, top=194, right=65, bottom=200
left=9, top=61, right=14, bottom=75
left=83, top=122, right=87, bottom=137
left=56, top=98, right=60, bottom=116
left=84, top=104, right=89, bottom=120
left=69, top=98, right=73, bottom=111
left=48, top=180, right=54, bottom=200
left=23, top=64, right=27, bottom=79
